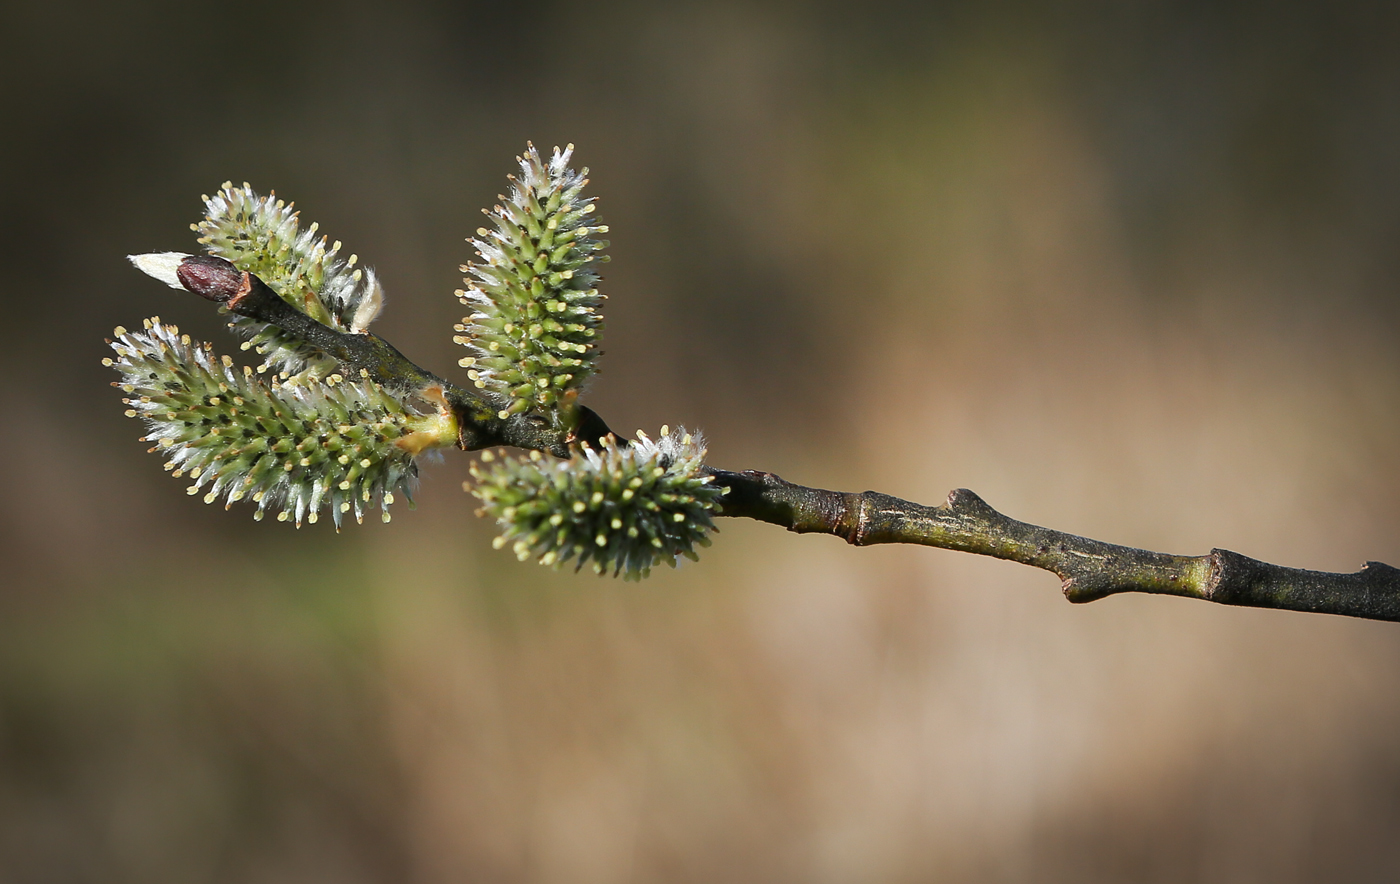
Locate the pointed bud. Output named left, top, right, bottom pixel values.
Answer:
left=175, top=255, right=246, bottom=303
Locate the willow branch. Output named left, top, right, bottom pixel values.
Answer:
left=168, top=258, right=1400, bottom=621
left=707, top=468, right=1400, bottom=621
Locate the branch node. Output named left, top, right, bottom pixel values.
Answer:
left=945, top=487, right=995, bottom=518
left=1062, top=576, right=1114, bottom=604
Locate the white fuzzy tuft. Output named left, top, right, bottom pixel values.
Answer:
left=349, top=271, right=385, bottom=333
left=128, top=252, right=191, bottom=290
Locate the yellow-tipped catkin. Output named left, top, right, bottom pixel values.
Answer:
left=196, top=183, right=386, bottom=375
left=467, top=428, right=723, bottom=580
left=456, top=144, right=608, bottom=425
left=109, top=319, right=423, bottom=529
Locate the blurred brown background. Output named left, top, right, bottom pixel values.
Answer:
left=3, top=1, right=1400, bottom=881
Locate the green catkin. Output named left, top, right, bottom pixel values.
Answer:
left=456, top=144, right=609, bottom=425
left=195, top=183, right=386, bottom=376
left=107, top=319, right=421, bottom=529
left=468, top=428, right=725, bottom=580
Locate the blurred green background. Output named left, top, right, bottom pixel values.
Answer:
left=3, top=1, right=1400, bottom=881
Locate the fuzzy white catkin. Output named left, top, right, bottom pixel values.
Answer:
left=107, top=318, right=423, bottom=529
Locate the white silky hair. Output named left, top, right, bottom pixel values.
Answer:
left=128, top=252, right=191, bottom=290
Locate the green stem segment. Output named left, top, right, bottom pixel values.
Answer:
left=707, top=468, right=1400, bottom=621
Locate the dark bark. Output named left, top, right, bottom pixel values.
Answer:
left=707, top=469, right=1400, bottom=620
